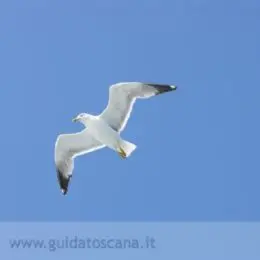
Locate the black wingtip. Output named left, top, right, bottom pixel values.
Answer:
left=57, top=169, right=71, bottom=195
left=61, top=189, right=68, bottom=195
left=146, top=83, right=177, bottom=94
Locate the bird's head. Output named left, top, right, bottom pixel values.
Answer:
left=72, top=113, right=91, bottom=124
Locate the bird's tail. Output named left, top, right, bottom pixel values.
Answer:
left=119, top=139, right=137, bottom=157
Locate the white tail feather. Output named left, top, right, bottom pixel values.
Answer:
left=120, top=139, right=137, bottom=157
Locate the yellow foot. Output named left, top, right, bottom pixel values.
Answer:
left=118, top=147, right=127, bottom=159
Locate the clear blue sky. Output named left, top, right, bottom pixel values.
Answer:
left=0, top=0, right=259, bottom=221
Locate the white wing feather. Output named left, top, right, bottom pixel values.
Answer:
left=100, top=82, right=176, bottom=132
left=54, top=129, right=105, bottom=194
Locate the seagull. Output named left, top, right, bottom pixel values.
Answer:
left=55, top=82, right=177, bottom=195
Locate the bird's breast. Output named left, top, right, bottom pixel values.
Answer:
left=87, top=117, right=120, bottom=148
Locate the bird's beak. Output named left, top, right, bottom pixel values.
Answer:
left=72, top=117, right=78, bottom=122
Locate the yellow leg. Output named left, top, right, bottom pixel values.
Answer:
left=117, top=147, right=127, bottom=159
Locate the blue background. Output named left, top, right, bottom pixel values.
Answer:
left=0, top=0, right=259, bottom=221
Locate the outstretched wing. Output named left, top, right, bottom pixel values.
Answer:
left=100, top=82, right=177, bottom=132
left=54, top=129, right=105, bottom=195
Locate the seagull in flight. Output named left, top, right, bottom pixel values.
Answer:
left=55, top=82, right=177, bottom=195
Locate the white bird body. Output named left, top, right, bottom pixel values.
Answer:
left=55, top=82, right=177, bottom=195
left=82, top=114, right=135, bottom=154
left=83, top=115, right=120, bottom=149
